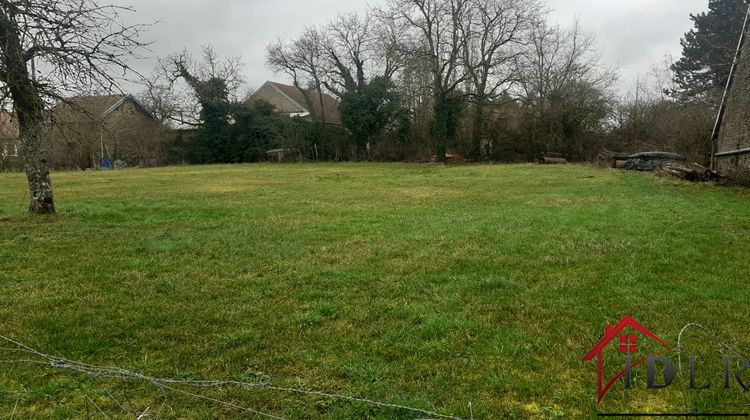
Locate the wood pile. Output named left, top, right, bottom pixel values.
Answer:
left=662, top=163, right=727, bottom=183
left=542, top=153, right=568, bottom=165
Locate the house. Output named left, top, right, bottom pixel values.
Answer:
left=583, top=316, right=670, bottom=402
left=248, top=81, right=341, bottom=125
left=48, top=94, right=166, bottom=169
left=715, top=23, right=750, bottom=173
left=0, top=112, right=21, bottom=172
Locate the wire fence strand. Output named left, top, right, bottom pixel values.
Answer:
left=0, top=334, right=464, bottom=419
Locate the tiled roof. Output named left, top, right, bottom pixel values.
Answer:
left=51, top=95, right=156, bottom=123
left=0, top=95, right=153, bottom=140
left=52, top=95, right=127, bottom=122
left=264, top=82, right=341, bottom=125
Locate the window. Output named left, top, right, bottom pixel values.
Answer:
left=618, top=335, right=638, bottom=353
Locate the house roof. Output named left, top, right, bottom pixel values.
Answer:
left=51, top=94, right=156, bottom=123
left=0, top=112, right=19, bottom=140
left=253, top=81, right=341, bottom=125
left=0, top=95, right=156, bottom=140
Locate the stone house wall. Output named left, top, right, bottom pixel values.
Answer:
left=717, top=25, right=750, bottom=173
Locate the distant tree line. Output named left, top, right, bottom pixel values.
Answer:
left=140, top=0, right=746, bottom=166
left=3, top=0, right=741, bottom=214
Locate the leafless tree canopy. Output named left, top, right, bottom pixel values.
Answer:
left=462, top=0, right=541, bottom=100
left=266, top=11, right=406, bottom=128
left=320, top=12, right=405, bottom=96
left=387, top=0, right=473, bottom=94
left=139, top=71, right=188, bottom=125
left=261, top=0, right=622, bottom=161
left=167, top=46, right=244, bottom=102
left=0, top=0, right=148, bottom=105
left=267, top=29, right=329, bottom=122
left=140, top=46, right=244, bottom=126
left=515, top=19, right=617, bottom=107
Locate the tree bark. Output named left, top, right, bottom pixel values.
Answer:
left=432, top=72, right=447, bottom=163
left=20, top=123, right=55, bottom=213
left=433, top=96, right=448, bottom=163
left=0, top=7, right=55, bottom=214
left=471, top=101, right=486, bottom=160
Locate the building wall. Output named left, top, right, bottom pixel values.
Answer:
left=48, top=100, right=167, bottom=170
left=717, top=26, right=750, bottom=173
left=0, top=139, right=22, bottom=172
left=105, top=101, right=167, bottom=167
left=251, top=84, right=306, bottom=115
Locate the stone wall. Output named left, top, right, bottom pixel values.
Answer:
left=717, top=25, right=750, bottom=173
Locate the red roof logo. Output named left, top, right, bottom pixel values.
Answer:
left=583, top=316, right=670, bottom=402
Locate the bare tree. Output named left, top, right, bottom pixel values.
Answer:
left=387, top=0, right=474, bottom=161
left=314, top=12, right=409, bottom=158
left=138, top=72, right=192, bottom=126
left=515, top=19, right=616, bottom=108
left=611, top=60, right=713, bottom=163
left=461, top=0, right=542, bottom=158
left=140, top=46, right=243, bottom=128
left=169, top=46, right=244, bottom=110
left=513, top=18, right=617, bottom=158
left=321, top=12, right=404, bottom=96
left=267, top=29, right=328, bottom=124
left=321, top=13, right=370, bottom=96
left=139, top=69, right=197, bottom=126
left=265, top=13, right=406, bottom=160
left=0, top=0, right=147, bottom=214
left=373, top=13, right=408, bottom=84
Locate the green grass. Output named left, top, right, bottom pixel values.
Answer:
left=1, top=163, right=750, bottom=418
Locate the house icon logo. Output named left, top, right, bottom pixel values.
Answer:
left=583, top=316, right=671, bottom=402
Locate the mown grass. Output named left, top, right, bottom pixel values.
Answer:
left=1, top=163, right=750, bottom=418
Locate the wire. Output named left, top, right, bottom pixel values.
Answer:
left=0, top=334, right=464, bottom=419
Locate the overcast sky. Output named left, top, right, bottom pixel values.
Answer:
left=120, top=0, right=709, bottom=95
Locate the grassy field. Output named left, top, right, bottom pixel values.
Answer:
left=1, top=163, right=750, bottom=418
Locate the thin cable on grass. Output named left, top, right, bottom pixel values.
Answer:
left=8, top=397, right=18, bottom=420
left=263, top=385, right=460, bottom=419
left=675, top=322, right=746, bottom=374
left=0, top=335, right=463, bottom=420
left=0, top=336, right=283, bottom=420
left=154, top=396, right=170, bottom=418
left=85, top=395, right=111, bottom=419
left=101, top=384, right=134, bottom=417
left=149, top=380, right=286, bottom=420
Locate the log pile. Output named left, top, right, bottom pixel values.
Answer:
left=662, top=163, right=727, bottom=183
left=541, top=153, right=568, bottom=164
left=612, top=151, right=727, bottom=183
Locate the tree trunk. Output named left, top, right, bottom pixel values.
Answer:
left=0, top=7, right=56, bottom=214
left=20, top=123, right=55, bottom=213
left=433, top=93, right=448, bottom=163
left=471, top=102, right=486, bottom=161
